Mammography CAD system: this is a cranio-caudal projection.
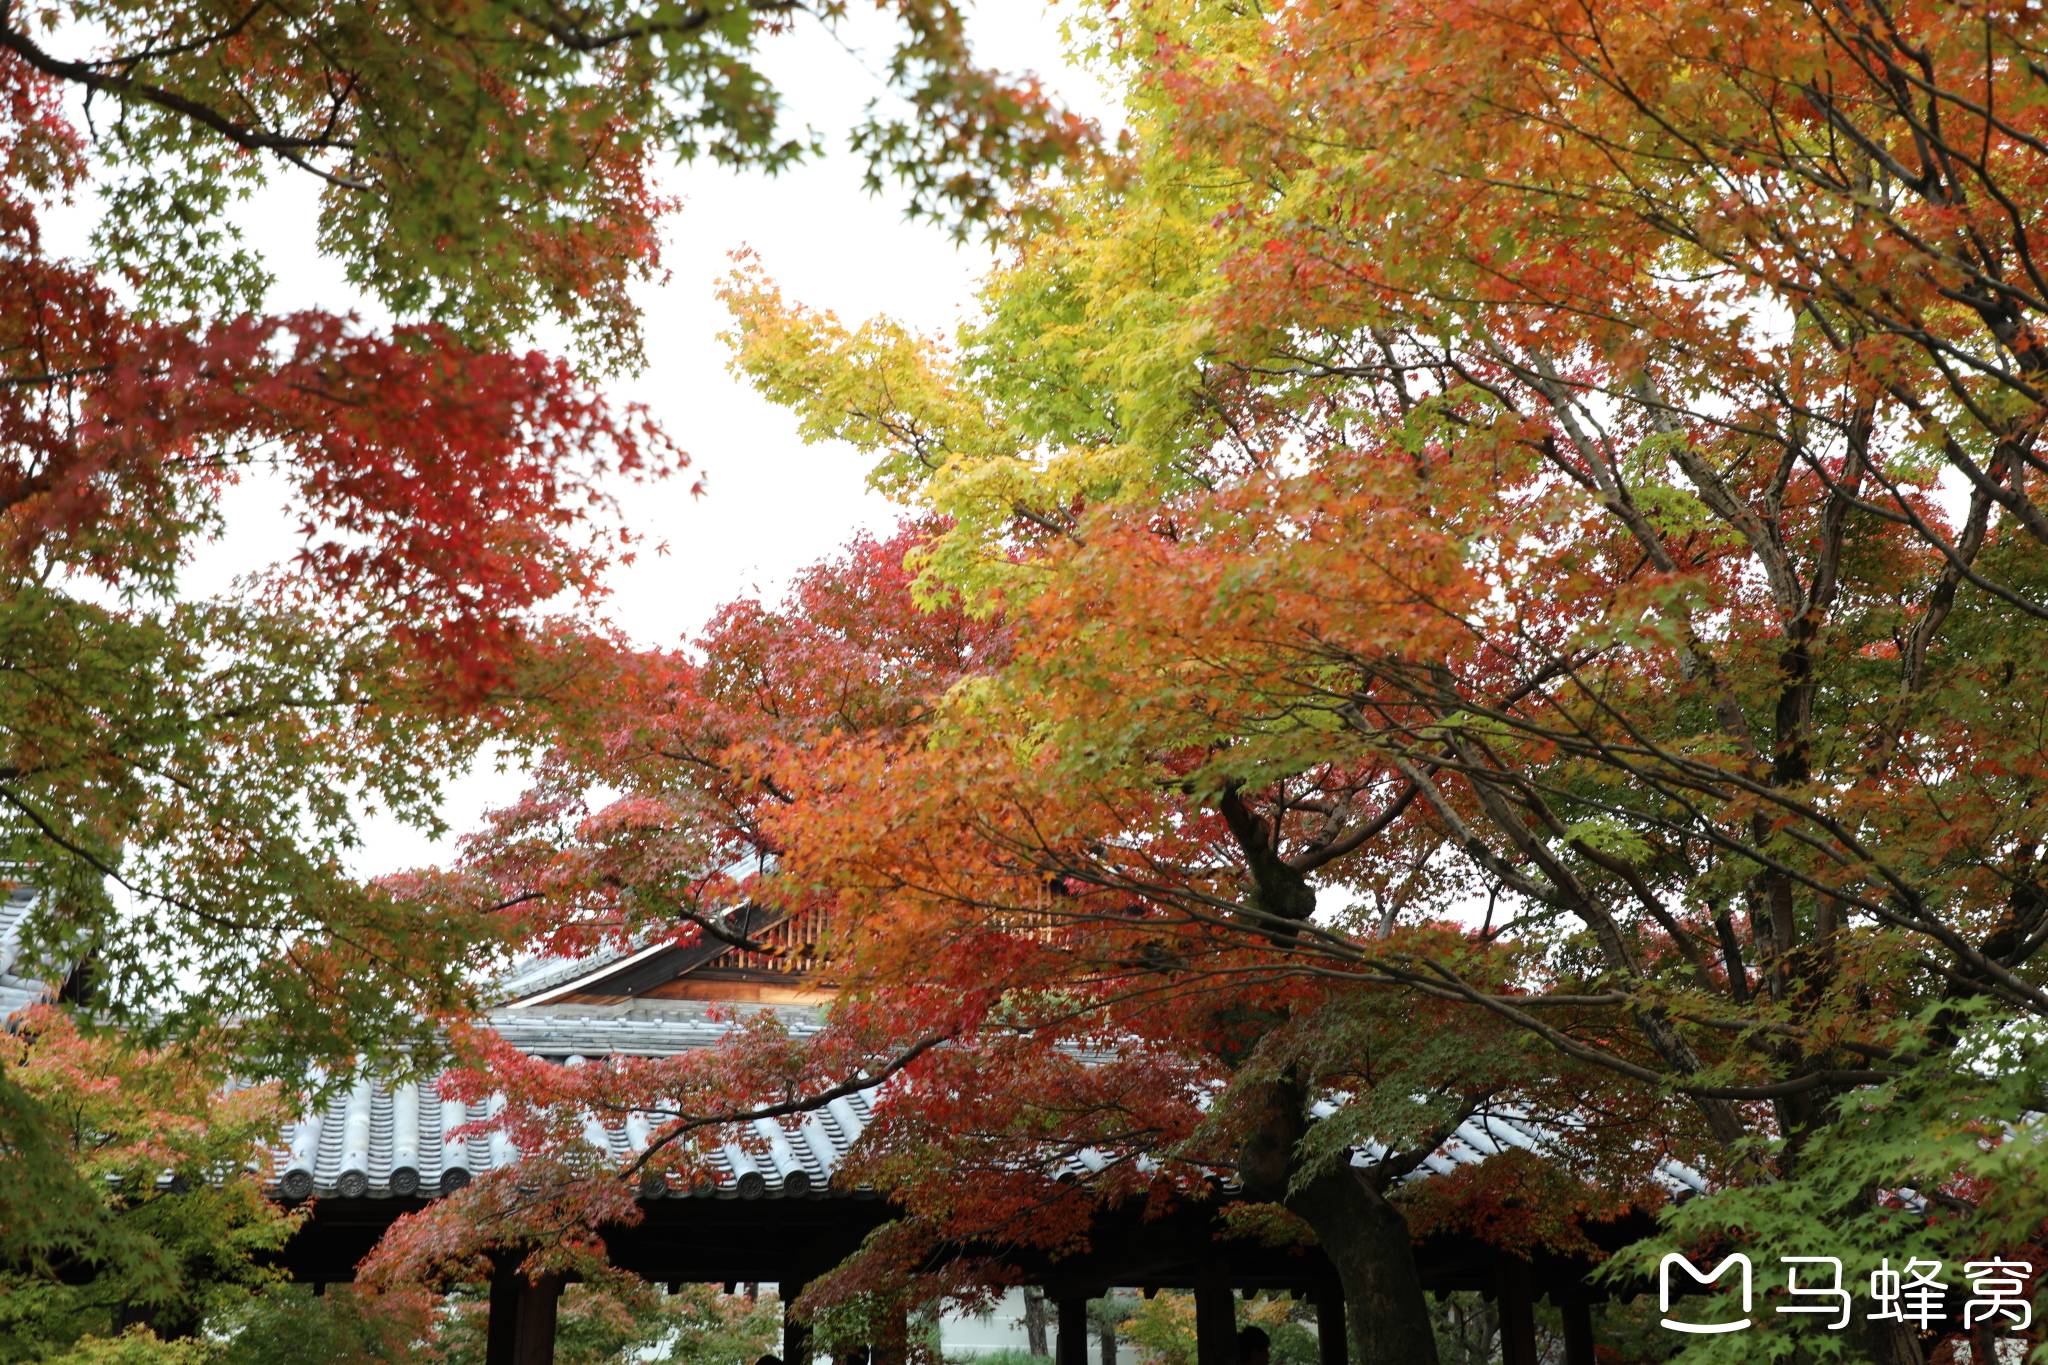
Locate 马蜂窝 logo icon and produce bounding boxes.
[1661,1254,1752,1334]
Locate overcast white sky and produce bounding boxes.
[53,4,1117,876]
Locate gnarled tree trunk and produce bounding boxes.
[1238,1080,1439,1365]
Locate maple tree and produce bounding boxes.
[0,0,1097,1080]
[0,1005,297,1362]
[0,0,1094,365]
[0,0,1097,1038]
[0,35,679,1081]
[346,3,2048,1364]
[710,1,2048,1360]
[367,525,1670,1365]
[2,0,1098,1324]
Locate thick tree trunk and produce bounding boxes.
[1239,1082,1439,1365]
[1285,1163,1439,1365]
[1023,1286,1051,1358]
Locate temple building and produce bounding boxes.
[272,908,1666,1365]
[2,894,1661,1365]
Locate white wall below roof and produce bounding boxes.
[937,1288,1039,1359]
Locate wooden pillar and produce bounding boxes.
[1056,1297,1089,1365]
[513,1273,565,1365]
[1314,1291,1348,1365]
[1496,1260,1537,1365]
[1194,1255,1237,1365]
[780,1281,812,1365]
[1098,1296,1118,1365]
[1559,1300,1594,1365]
[486,1261,565,1365]
[486,1258,522,1365]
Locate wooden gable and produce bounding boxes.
[507,905,833,1008]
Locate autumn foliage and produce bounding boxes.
[413,2,2048,1364]
[13,1,2048,1364]
[4,0,1096,1338]
[0,1005,297,1356]
[0,46,695,1077]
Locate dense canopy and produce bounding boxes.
[426,2,2048,1362]
[8,2,2048,1364]
[1,2,1088,1356]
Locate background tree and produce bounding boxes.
[2,0,1096,1322]
[1119,1291,1318,1365]
[211,1284,436,1365]
[199,1267,778,1365]
[0,1005,297,1363]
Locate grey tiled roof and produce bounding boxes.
[0,885,54,1021]
[273,1000,857,1201]
[493,1000,822,1057]
[10,884,1697,1207]
[1338,1102,1709,1196]
[275,1012,1708,1204]
[490,943,649,1005]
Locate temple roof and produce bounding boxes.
[493,905,830,1009]
[2,889,1708,1208]
[271,996,1710,1204]
[1,884,55,1020]
[273,998,863,1203]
